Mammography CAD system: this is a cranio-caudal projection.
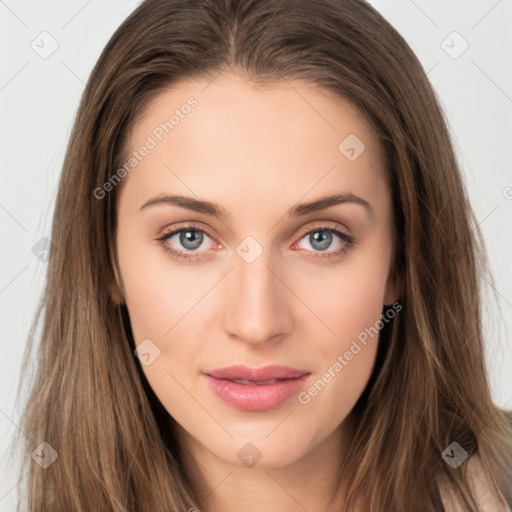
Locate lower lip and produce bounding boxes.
[205,374,309,411]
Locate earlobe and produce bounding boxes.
[384,269,402,306]
[108,243,125,305]
[108,277,124,305]
[108,256,125,305]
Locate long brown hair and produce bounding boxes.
[16,0,512,510]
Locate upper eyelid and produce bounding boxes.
[159,222,215,242]
[158,220,213,236]
[296,222,349,238]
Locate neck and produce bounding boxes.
[178,422,360,512]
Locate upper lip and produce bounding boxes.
[206,365,309,381]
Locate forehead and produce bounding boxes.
[120,72,389,216]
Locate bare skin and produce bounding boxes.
[111,71,398,512]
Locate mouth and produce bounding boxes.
[228,378,283,386]
[204,365,310,411]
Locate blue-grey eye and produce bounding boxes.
[309,230,333,251]
[179,230,204,250]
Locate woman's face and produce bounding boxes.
[113,72,397,469]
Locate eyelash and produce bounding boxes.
[155,222,356,262]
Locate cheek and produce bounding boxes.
[118,255,205,422]
[297,270,384,386]
[292,240,392,352]
[290,241,391,421]
[116,233,214,403]
[116,227,208,343]
[293,293,383,441]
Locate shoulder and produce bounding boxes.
[439,450,510,512]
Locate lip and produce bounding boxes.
[205,365,310,411]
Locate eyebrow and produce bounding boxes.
[139,192,373,219]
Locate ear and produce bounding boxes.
[108,243,125,305]
[108,276,125,305]
[383,266,402,306]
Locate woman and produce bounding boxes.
[17,0,512,510]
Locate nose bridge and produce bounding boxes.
[223,244,290,344]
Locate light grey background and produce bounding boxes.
[1,1,511,509]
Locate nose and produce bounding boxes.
[222,250,292,346]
